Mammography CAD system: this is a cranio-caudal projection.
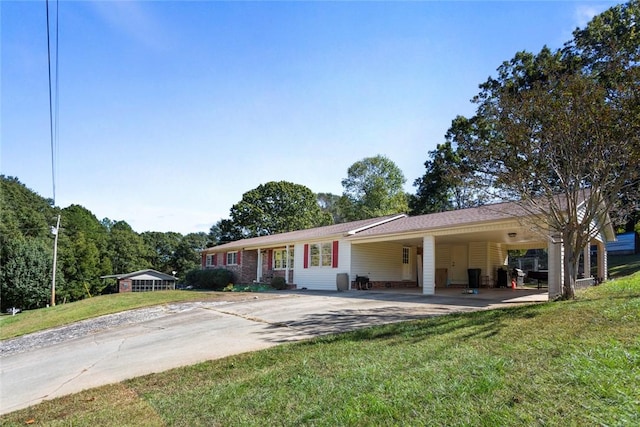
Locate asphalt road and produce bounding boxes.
[0,288,546,415]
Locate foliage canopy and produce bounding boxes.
[447,1,640,298]
[340,155,408,221]
[210,181,333,243]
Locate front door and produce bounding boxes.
[450,245,468,285]
[402,247,412,280]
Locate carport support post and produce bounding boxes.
[257,248,263,282]
[596,241,607,282]
[285,244,290,284]
[548,233,564,299]
[422,235,436,295]
[583,245,591,278]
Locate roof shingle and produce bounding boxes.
[203,214,406,252]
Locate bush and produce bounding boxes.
[185,269,234,290]
[271,276,287,290]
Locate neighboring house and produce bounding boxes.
[202,197,614,299]
[101,269,177,293]
[606,232,638,255]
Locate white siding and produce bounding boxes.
[435,245,450,269]
[437,242,507,287]
[294,241,351,291]
[351,242,404,281]
[469,242,492,286]
[487,242,507,284]
[468,242,485,269]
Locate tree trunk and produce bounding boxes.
[563,257,577,299]
[562,233,580,300]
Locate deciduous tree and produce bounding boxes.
[1,239,55,310]
[317,192,345,223]
[57,205,112,300]
[340,155,408,221]
[106,221,150,274]
[209,219,244,245]
[216,181,333,241]
[142,231,182,273]
[172,232,209,280]
[0,176,57,310]
[450,1,639,299]
[410,140,487,215]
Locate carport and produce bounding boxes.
[346,203,612,299]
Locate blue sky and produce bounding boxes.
[2,1,618,234]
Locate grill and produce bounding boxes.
[355,275,371,290]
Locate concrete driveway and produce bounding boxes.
[0,288,546,415]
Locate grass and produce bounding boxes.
[0,290,266,340]
[223,283,275,292]
[2,272,639,426]
[608,253,640,279]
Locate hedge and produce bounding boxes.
[185,268,234,290]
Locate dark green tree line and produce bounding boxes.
[1,176,57,310]
[1,176,213,310]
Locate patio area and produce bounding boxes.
[350,285,549,303]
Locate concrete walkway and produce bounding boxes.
[0,288,547,415]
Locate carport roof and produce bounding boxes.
[349,200,530,240]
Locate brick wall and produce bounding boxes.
[240,250,258,283]
[211,250,259,284]
[351,280,418,290]
[119,279,132,293]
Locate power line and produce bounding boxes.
[46,0,58,204]
[46,0,60,306]
[55,0,60,192]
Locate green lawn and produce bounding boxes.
[608,252,640,279]
[2,272,638,426]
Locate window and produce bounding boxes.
[273,248,294,270]
[227,251,238,265]
[206,254,213,267]
[402,247,410,264]
[309,242,333,267]
[132,279,153,292]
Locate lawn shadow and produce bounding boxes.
[259,297,547,345]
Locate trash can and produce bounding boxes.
[336,273,349,291]
[467,268,481,288]
[512,268,525,286]
[497,267,508,288]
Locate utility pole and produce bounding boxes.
[51,214,60,306]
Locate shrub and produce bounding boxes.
[185,269,234,290]
[271,276,287,290]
